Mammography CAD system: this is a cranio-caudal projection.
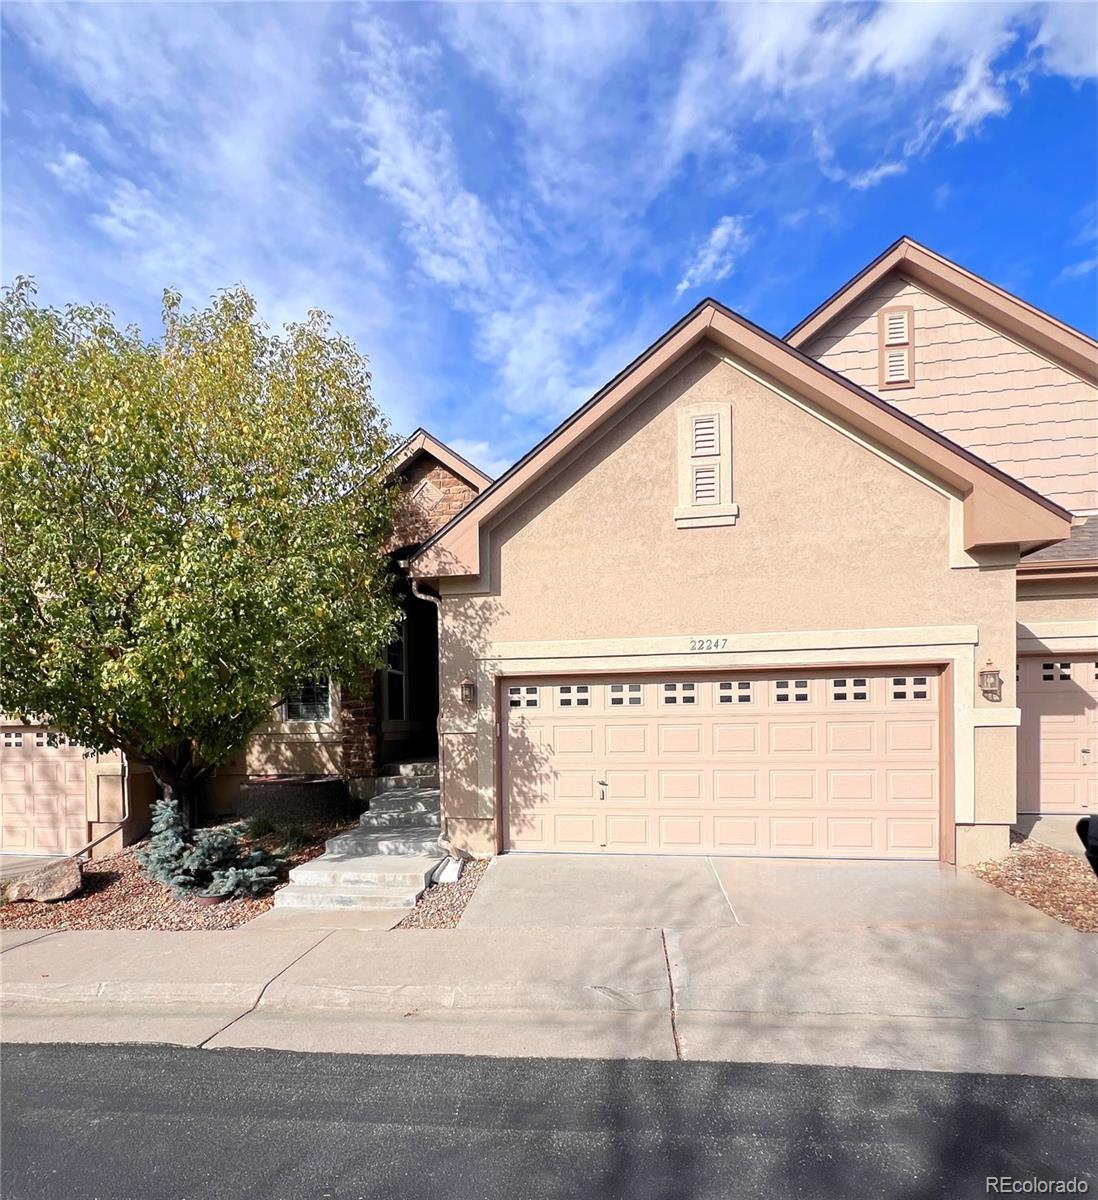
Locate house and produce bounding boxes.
[1,237,1093,867]
[409,238,1094,866]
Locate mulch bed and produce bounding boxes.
[968,833,1098,932]
[0,820,352,932]
[395,858,489,930]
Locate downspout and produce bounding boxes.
[408,575,467,868]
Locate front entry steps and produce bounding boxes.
[274,768,445,911]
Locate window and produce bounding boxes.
[556,684,590,708]
[609,683,643,706]
[1041,662,1071,682]
[879,306,913,388]
[662,681,697,705]
[3,730,23,748]
[891,676,929,701]
[285,676,331,721]
[832,677,868,702]
[508,686,539,709]
[718,681,752,704]
[676,405,739,528]
[383,622,408,721]
[775,679,809,703]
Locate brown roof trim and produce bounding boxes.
[387,427,493,493]
[1017,557,1098,581]
[785,237,1098,383]
[410,298,1071,578]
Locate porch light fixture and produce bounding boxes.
[460,676,476,706]
[978,660,1003,702]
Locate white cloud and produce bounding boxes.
[675,216,752,298]
[446,439,514,480]
[1059,257,1097,280]
[46,149,93,193]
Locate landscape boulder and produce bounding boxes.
[5,857,83,903]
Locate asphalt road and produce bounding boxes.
[2,1043,1095,1200]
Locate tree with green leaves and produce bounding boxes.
[0,279,400,826]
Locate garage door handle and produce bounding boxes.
[596,779,607,787]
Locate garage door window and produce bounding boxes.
[1041,662,1071,682]
[831,677,869,702]
[609,683,643,706]
[662,682,697,705]
[718,680,753,704]
[775,679,809,702]
[508,686,539,709]
[556,685,590,708]
[3,730,23,748]
[892,676,929,701]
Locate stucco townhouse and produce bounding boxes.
[2,237,1095,868]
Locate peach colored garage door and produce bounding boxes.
[503,668,941,858]
[0,727,89,854]
[1018,656,1097,815]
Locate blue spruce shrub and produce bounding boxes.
[137,797,281,897]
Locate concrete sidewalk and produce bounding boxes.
[2,924,1095,1076]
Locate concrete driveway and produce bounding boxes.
[459,853,1068,931]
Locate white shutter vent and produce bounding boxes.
[693,464,719,505]
[884,311,909,345]
[884,348,910,384]
[692,414,719,455]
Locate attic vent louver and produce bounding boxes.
[692,414,719,455]
[693,464,719,505]
[884,349,911,384]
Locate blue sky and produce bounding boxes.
[3,2,1096,477]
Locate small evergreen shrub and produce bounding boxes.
[138,797,281,897]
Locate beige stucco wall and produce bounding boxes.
[802,273,1098,514]
[1016,578,1098,626]
[433,347,1022,864]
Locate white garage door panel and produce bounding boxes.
[504,669,941,859]
[1018,656,1097,814]
[0,728,89,854]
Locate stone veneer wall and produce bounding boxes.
[341,454,480,789]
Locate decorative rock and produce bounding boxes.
[5,857,83,903]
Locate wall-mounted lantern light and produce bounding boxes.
[978,660,1003,702]
[460,676,476,706]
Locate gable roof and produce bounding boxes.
[410,298,1072,580]
[387,427,493,494]
[785,236,1098,383]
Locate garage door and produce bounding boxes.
[503,668,941,858]
[1018,656,1097,814]
[0,726,89,854]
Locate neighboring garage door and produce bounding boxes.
[0,726,89,854]
[503,668,941,859]
[1018,656,1097,815]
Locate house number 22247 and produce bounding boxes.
[689,638,728,651]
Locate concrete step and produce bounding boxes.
[288,855,439,890]
[374,774,440,791]
[365,787,440,815]
[325,827,442,857]
[274,884,422,910]
[359,808,440,830]
[380,760,439,779]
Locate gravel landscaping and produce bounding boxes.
[395,858,489,929]
[969,833,1098,932]
[0,820,353,932]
